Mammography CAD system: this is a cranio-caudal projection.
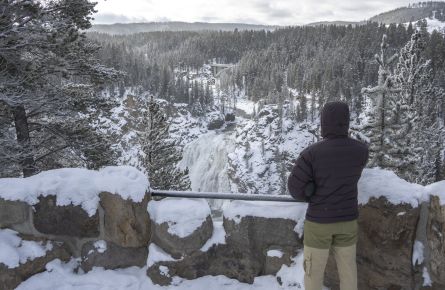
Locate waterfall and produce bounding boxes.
[179,131,235,213]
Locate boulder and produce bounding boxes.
[427,195,445,286]
[33,195,99,237]
[0,199,29,228]
[207,119,224,130]
[0,237,70,290]
[80,240,148,272]
[223,215,303,258]
[100,192,150,248]
[147,244,263,285]
[151,216,213,258]
[324,197,420,290]
[225,113,235,122]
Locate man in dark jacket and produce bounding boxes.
[288,101,368,290]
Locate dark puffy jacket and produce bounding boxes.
[288,101,368,223]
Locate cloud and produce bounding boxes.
[93,0,414,26]
[92,13,149,24]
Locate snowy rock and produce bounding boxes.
[148,198,213,258]
[223,201,305,255]
[0,166,149,217]
[426,195,445,286]
[206,116,225,130]
[80,240,148,272]
[0,199,29,228]
[147,243,263,285]
[100,192,150,247]
[0,233,70,290]
[264,247,294,275]
[325,196,420,290]
[33,195,100,237]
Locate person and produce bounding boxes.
[288,101,368,290]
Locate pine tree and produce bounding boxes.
[0,0,122,177]
[362,34,400,167]
[141,97,190,190]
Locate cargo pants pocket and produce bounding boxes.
[303,252,312,276]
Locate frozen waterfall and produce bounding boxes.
[179,131,235,213]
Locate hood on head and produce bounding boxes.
[320,101,350,138]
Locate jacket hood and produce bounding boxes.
[320,101,350,138]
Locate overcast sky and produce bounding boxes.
[93,0,414,26]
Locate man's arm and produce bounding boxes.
[288,149,313,202]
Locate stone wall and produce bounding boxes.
[0,192,150,290]
[1,193,445,290]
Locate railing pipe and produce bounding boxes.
[150,189,302,203]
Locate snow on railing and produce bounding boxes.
[150,189,300,202]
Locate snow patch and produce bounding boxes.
[0,229,53,269]
[147,244,178,267]
[147,198,211,238]
[425,181,445,205]
[200,221,226,251]
[267,249,283,258]
[412,240,425,266]
[423,266,432,287]
[358,168,424,207]
[0,166,149,216]
[94,240,107,254]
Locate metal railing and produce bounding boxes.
[150,189,301,203]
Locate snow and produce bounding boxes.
[412,240,425,266]
[423,266,432,287]
[425,181,445,205]
[15,251,318,290]
[94,240,107,254]
[236,98,258,115]
[147,244,178,267]
[200,221,226,251]
[425,17,445,34]
[358,168,424,207]
[0,229,53,269]
[159,266,170,277]
[267,249,284,258]
[147,198,211,238]
[0,166,149,216]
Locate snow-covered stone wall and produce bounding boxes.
[1,167,445,290]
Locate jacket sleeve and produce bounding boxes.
[288,149,313,202]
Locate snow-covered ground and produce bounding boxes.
[14,254,319,290]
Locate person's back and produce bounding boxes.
[288,101,368,290]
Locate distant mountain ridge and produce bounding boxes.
[89,21,277,35]
[90,2,445,34]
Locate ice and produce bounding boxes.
[0,166,149,216]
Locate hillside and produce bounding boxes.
[369,2,445,24]
[89,21,277,35]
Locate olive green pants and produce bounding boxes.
[303,220,358,290]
